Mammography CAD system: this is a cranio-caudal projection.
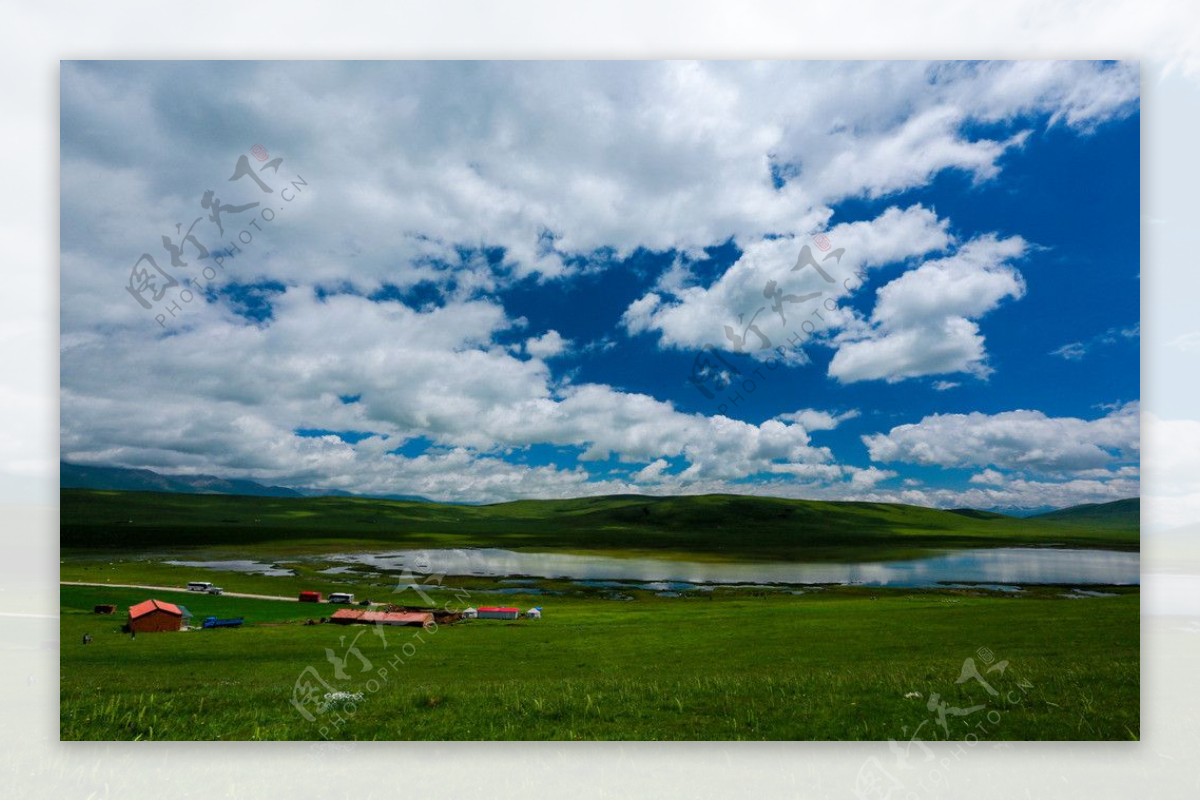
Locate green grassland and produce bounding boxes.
[61,490,1140,561]
[60,555,584,601]
[60,584,1139,741]
[60,489,1140,741]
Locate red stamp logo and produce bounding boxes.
[251,144,269,162]
[813,233,832,252]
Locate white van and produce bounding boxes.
[328,592,355,604]
[187,581,213,592]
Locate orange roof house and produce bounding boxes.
[127,599,184,633]
[329,608,433,627]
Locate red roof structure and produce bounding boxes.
[129,599,182,619]
[329,608,432,627]
[127,599,184,633]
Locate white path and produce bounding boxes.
[60,581,299,602]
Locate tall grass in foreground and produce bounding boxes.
[61,588,1139,741]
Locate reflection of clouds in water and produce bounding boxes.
[1062,589,1118,598]
[164,559,295,577]
[327,548,1139,587]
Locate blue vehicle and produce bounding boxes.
[201,616,244,629]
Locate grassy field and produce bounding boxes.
[60,583,1139,741]
[61,490,1140,561]
[60,489,1139,741]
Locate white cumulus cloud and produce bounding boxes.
[828,234,1028,383]
[863,402,1139,474]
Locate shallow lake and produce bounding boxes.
[164,559,295,577]
[326,547,1139,588]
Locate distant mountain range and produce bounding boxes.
[60,461,1137,522]
[59,462,435,504]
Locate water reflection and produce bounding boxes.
[327,547,1139,587]
[164,559,295,577]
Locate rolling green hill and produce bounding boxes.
[60,489,1140,560]
[1029,498,1140,528]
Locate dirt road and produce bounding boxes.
[60,581,299,602]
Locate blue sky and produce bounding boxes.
[59,61,1139,509]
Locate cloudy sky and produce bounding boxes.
[59,60,1139,509]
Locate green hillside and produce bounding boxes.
[1029,498,1140,529]
[61,489,1140,560]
